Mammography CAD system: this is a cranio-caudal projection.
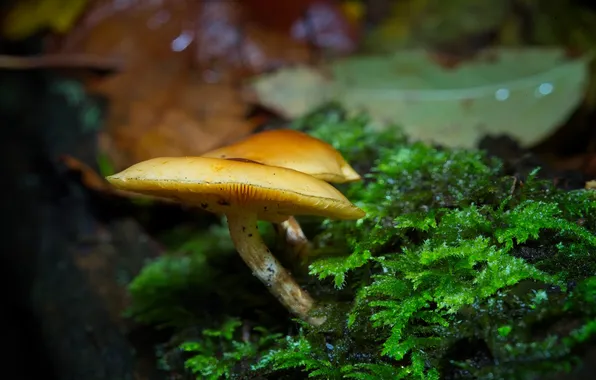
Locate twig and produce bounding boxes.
[0,53,124,72]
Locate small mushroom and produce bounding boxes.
[106,156,365,325]
[202,129,362,259]
[202,129,361,183]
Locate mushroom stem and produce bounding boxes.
[226,212,325,326]
[274,216,312,261]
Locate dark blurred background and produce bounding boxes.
[2,1,596,379]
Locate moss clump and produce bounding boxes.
[126,104,596,379]
[125,223,236,329]
[178,317,282,379]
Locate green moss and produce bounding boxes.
[126,222,235,328]
[127,219,281,326]
[125,104,596,379]
[97,152,115,177]
[178,317,283,379]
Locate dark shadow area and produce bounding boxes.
[0,35,169,379]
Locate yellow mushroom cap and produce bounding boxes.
[202,129,361,183]
[106,156,365,223]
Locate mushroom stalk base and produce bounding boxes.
[226,213,325,326]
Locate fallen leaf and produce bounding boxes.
[243,0,359,54]
[89,58,260,170]
[243,0,326,32]
[50,0,335,171]
[60,154,113,193]
[2,0,89,40]
[247,65,332,118]
[250,47,591,149]
[60,154,174,204]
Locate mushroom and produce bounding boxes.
[106,156,365,325]
[202,129,361,183]
[202,129,362,259]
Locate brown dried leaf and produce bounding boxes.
[88,56,258,169]
[60,154,112,193]
[50,0,317,171]
[60,154,174,203]
[48,1,358,171]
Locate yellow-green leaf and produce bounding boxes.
[3,0,88,40]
